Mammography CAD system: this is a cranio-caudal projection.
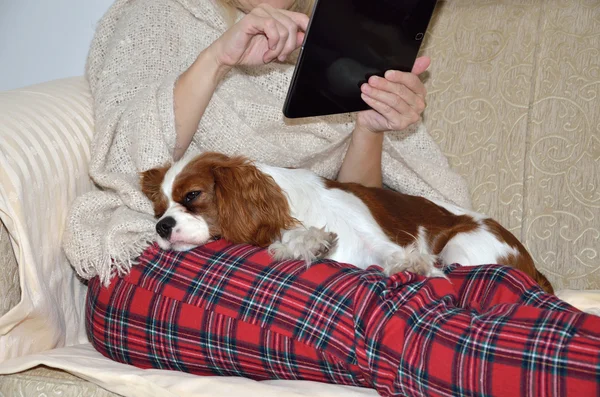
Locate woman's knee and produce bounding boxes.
[445,264,542,309]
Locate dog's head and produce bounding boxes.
[140,152,296,251]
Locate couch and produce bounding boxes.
[1,0,599,396]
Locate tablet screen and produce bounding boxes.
[283,0,438,119]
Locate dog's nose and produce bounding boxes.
[156,216,176,239]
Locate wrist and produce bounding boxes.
[186,46,232,87]
[352,124,384,142]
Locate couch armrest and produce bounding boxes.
[0,77,95,360]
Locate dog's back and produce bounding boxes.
[325,180,554,294]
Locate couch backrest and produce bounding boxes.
[421,0,600,290]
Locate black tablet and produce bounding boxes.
[283,0,438,119]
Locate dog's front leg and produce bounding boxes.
[368,235,444,278]
[268,226,338,265]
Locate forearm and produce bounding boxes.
[173,47,231,160]
[337,126,384,187]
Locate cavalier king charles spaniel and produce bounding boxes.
[140,152,553,293]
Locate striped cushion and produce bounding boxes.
[0,77,95,359]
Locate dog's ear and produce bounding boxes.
[140,165,170,217]
[209,156,296,247]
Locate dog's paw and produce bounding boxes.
[268,242,294,261]
[306,227,338,260]
[268,227,338,264]
[384,245,441,278]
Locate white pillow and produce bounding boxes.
[0,77,95,360]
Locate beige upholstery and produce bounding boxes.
[0,367,115,397]
[0,222,19,317]
[422,0,599,290]
[0,0,598,395]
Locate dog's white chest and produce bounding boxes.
[260,165,390,269]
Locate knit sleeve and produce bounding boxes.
[85,0,214,181]
[62,0,223,282]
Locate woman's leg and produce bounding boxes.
[86,240,600,396]
[86,241,368,386]
[393,264,599,395]
[444,263,577,312]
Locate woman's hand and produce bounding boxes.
[356,56,430,133]
[209,4,309,68]
[172,4,308,160]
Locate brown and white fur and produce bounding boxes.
[140,152,553,294]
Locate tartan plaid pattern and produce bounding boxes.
[86,240,600,396]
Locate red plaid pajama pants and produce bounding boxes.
[86,240,600,396]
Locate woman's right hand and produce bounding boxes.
[209,4,309,68]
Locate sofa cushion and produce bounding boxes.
[421,0,600,290]
[0,366,118,397]
[0,220,20,317]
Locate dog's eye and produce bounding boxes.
[184,190,202,204]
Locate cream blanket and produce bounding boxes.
[63,0,472,285]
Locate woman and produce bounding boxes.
[64,0,470,285]
[68,0,600,396]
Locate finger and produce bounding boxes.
[360,93,420,131]
[258,4,309,33]
[248,8,288,58]
[256,5,299,62]
[383,70,427,97]
[279,9,310,32]
[411,56,431,75]
[262,19,288,62]
[268,12,300,61]
[272,20,290,57]
[296,31,305,47]
[366,76,426,112]
[248,14,280,52]
[361,83,413,116]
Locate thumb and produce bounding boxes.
[412,56,431,75]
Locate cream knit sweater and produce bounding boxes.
[63,0,472,285]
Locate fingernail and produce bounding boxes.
[361,83,370,92]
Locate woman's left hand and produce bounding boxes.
[356,56,430,133]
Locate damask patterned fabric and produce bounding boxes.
[422,0,600,290]
[0,222,19,317]
[0,367,116,397]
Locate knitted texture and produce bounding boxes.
[63,0,472,285]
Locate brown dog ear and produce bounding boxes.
[140,165,170,217]
[209,156,297,247]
